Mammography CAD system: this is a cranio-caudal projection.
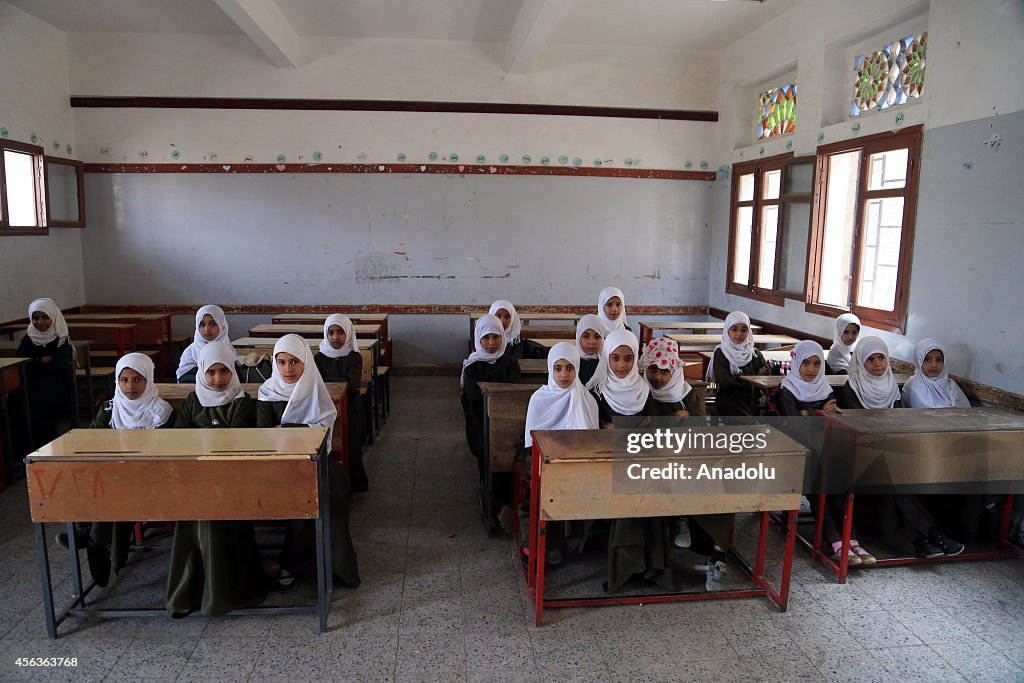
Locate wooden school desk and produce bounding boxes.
[269,314,391,365]
[479,382,541,535]
[65,314,171,377]
[0,339,91,429]
[666,333,800,349]
[638,322,763,346]
[26,427,335,638]
[517,359,548,382]
[526,428,808,625]
[156,382,350,469]
[738,374,912,415]
[0,357,32,487]
[811,407,1024,583]
[697,349,795,378]
[469,312,580,346]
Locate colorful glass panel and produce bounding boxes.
[852,32,927,117]
[758,82,797,141]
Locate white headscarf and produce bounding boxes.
[902,339,970,409]
[194,340,244,408]
[488,300,522,346]
[712,311,756,376]
[588,329,650,415]
[846,336,901,409]
[524,342,600,447]
[110,353,173,429]
[26,298,71,347]
[461,314,507,388]
[597,287,628,336]
[640,337,692,403]
[176,305,236,380]
[575,314,604,361]
[319,314,358,359]
[780,340,833,404]
[259,334,338,439]
[826,313,861,372]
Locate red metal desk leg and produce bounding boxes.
[527,443,541,590]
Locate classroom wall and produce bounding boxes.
[0,2,85,323]
[83,172,713,363]
[708,0,1024,394]
[68,34,720,170]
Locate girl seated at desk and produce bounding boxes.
[825,313,861,375]
[596,286,630,335]
[258,334,361,588]
[175,305,235,383]
[87,353,175,587]
[489,300,547,360]
[166,341,270,617]
[574,314,604,385]
[709,311,769,417]
[461,314,521,529]
[835,337,964,559]
[17,298,76,444]
[520,342,600,564]
[314,313,368,493]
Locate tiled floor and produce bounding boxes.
[1,376,1023,681]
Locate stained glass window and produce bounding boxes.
[758,82,796,141]
[851,32,926,117]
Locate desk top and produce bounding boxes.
[699,350,794,363]
[739,374,912,389]
[249,323,381,335]
[271,313,388,322]
[641,322,763,332]
[470,312,581,321]
[25,427,327,462]
[0,357,29,370]
[479,381,543,395]
[533,427,806,463]
[518,359,548,375]
[825,407,1024,435]
[232,337,377,351]
[155,382,346,404]
[65,313,168,321]
[65,322,136,330]
[666,333,799,346]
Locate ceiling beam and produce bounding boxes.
[504,0,571,74]
[213,0,299,68]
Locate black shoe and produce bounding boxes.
[914,534,944,558]
[928,528,965,557]
[55,529,94,550]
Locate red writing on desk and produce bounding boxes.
[32,468,105,499]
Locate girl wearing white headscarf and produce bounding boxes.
[597,286,629,336]
[489,300,548,360]
[901,339,970,408]
[588,329,654,424]
[836,336,901,410]
[640,337,702,417]
[461,314,521,477]
[779,340,836,416]
[825,313,861,374]
[17,298,77,442]
[87,353,175,587]
[314,314,368,492]
[176,304,237,383]
[575,314,605,385]
[709,311,769,416]
[257,334,361,588]
[168,340,267,617]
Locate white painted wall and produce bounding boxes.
[0,2,85,322]
[68,34,720,169]
[708,0,1024,393]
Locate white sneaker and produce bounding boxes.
[799,496,812,514]
[674,517,692,548]
[705,558,727,591]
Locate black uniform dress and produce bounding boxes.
[578,357,600,386]
[16,336,74,443]
[86,402,176,587]
[165,393,269,617]
[313,352,368,492]
[461,354,521,477]
[505,339,550,361]
[594,392,680,593]
[712,348,768,417]
[256,400,361,587]
[823,363,848,376]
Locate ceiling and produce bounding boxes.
[7,0,801,51]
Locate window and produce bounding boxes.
[807,126,922,333]
[758,81,797,141]
[851,32,927,117]
[727,153,814,305]
[1,140,46,235]
[44,157,86,228]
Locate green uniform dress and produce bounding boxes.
[650,390,705,417]
[313,352,368,492]
[86,402,176,587]
[256,400,361,587]
[595,393,680,593]
[712,348,768,417]
[165,392,269,617]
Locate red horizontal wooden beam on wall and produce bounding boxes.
[82,162,716,181]
[70,96,718,123]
